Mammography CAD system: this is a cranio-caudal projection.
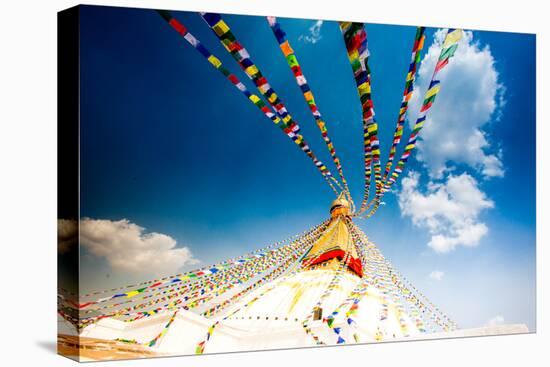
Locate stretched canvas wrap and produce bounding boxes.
[58,4,536,362]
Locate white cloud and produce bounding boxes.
[408,29,505,179]
[58,219,78,254]
[429,270,444,280]
[80,218,198,276]
[486,315,505,326]
[398,171,494,253]
[299,20,323,44]
[428,223,489,253]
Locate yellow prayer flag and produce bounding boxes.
[358,82,370,95]
[207,55,222,69]
[249,95,261,104]
[425,85,441,99]
[245,65,259,77]
[213,20,230,36]
[443,29,463,48]
[339,22,352,32]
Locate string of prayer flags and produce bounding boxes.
[194,246,313,354]
[155,10,341,195]
[266,16,352,202]
[198,12,343,194]
[345,221,444,335]
[383,29,463,194]
[361,29,461,219]
[381,27,426,186]
[74,205,327,303]
[147,311,178,347]
[78,238,297,307]
[201,233,315,318]
[339,22,383,213]
[66,222,330,330]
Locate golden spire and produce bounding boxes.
[330,192,351,218]
[299,194,362,277]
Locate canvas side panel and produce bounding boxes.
[57,5,81,362]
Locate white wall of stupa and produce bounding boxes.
[81,268,424,354]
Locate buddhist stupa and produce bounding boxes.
[59,195,528,360]
[198,194,423,352]
[71,196,440,356]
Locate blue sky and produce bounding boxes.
[77,5,536,330]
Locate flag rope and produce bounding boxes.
[358,28,464,219]
[381,27,426,186]
[155,10,341,195]
[198,12,344,195]
[266,16,354,208]
[339,22,382,214]
[381,28,463,195]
